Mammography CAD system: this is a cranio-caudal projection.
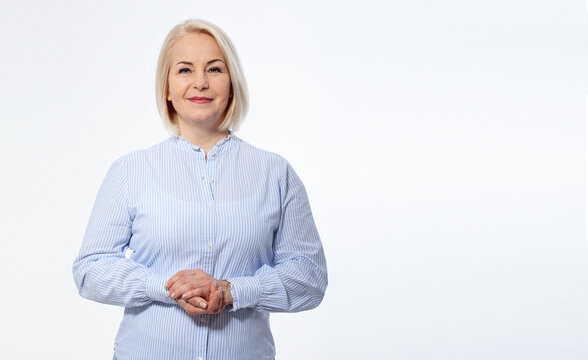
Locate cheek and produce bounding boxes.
[167,79,177,97]
[168,77,186,97]
[220,80,232,99]
[166,82,174,100]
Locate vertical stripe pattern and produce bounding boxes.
[72,135,328,360]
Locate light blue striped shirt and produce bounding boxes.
[72,134,327,360]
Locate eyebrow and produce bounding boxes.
[175,59,225,66]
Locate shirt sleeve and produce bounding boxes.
[72,158,176,307]
[227,161,328,312]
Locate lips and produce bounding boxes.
[189,96,213,104]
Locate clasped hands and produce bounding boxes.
[164,269,233,316]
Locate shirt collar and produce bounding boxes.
[173,131,236,157]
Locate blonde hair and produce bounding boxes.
[155,19,249,133]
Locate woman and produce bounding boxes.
[72,19,327,360]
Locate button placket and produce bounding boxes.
[201,152,217,280]
[193,152,216,281]
[205,155,216,259]
[200,153,214,360]
[190,152,210,360]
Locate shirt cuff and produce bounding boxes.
[226,276,262,310]
[146,274,176,305]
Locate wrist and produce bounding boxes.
[219,280,233,305]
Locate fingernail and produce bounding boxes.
[170,292,176,298]
[164,282,168,288]
[182,293,187,299]
[199,302,207,309]
[167,291,171,297]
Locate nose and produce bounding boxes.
[192,71,209,90]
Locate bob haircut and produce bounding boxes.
[155,19,249,133]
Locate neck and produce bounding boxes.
[177,122,229,153]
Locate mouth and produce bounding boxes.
[189,96,213,104]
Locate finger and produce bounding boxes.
[207,288,223,313]
[167,275,207,296]
[205,280,224,312]
[169,281,199,299]
[165,270,188,289]
[215,288,225,312]
[165,269,211,290]
[186,296,208,310]
[177,298,207,316]
[166,277,190,297]
[169,278,214,298]
[215,288,224,309]
[181,288,208,300]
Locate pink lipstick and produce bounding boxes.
[189,96,213,104]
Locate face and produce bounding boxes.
[167,33,232,130]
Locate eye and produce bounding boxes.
[207,67,222,74]
[178,67,191,74]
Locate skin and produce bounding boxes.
[165,270,232,315]
[163,32,234,314]
[167,32,233,154]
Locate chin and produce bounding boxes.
[178,116,223,129]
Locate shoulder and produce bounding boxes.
[233,136,303,189]
[233,136,290,170]
[109,137,175,173]
[115,137,174,161]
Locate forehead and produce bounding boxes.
[169,33,225,62]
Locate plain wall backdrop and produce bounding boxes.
[0,0,587,359]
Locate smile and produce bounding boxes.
[188,97,213,104]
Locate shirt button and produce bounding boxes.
[198,357,203,360]
[209,151,215,156]
[207,204,212,208]
[207,243,212,249]
[208,178,214,183]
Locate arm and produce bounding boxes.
[227,162,328,313]
[72,159,175,307]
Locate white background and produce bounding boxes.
[0,0,586,359]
